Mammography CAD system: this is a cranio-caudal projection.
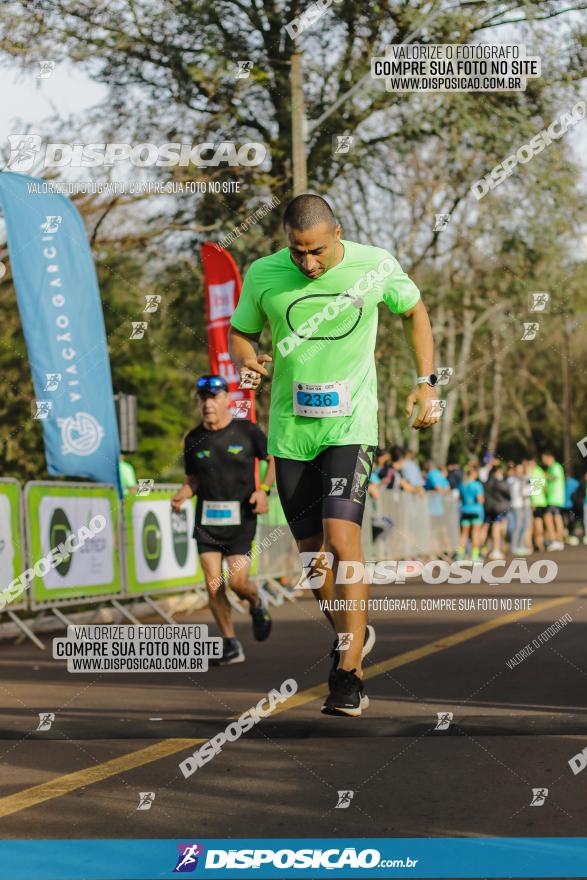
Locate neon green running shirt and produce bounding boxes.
[546,461,565,507]
[530,465,548,508]
[230,240,421,460]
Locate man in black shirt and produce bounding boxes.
[172,374,276,664]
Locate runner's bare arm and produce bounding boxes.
[228,326,272,389]
[400,299,438,431]
[263,454,276,489]
[171,474,198,512]
[250,457,275,514]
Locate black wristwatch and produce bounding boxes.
[416,374,438,387]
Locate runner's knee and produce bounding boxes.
[206,575,226,598]
[324,531,361,561]
[228,571,250,593]
[296,533,323,554]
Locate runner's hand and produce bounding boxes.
[239,354,272,390]
[249,489,269,515]
[406,384,441,430]
[171,486,191,512]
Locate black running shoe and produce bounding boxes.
[250,594,272,642]
[210,637,245,666]
[322,668,369,717]
[329,624,375,689]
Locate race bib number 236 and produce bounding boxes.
[292,380,351,418]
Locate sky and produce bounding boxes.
[1,62,106,144]
[2,52,584,154]
[1,55,584,203]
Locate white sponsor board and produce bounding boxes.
[131,499,198,585]
[0,494,16,591]
[38,496,114,589]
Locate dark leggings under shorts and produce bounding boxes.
[274,444,376,540]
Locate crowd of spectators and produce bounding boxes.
[368,447,586,560]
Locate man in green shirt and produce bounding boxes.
[542,451,565,550]
[525,456,548,553]
[228,194,438,717]
[118,455,138,496]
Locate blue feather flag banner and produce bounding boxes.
[0,172,121,491]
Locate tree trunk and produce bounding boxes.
[487,324,504,453]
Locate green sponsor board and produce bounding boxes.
[125,489,204,595]
[0,479,25,609]
[25,483,121,606]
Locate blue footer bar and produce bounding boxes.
[2,838,587,879]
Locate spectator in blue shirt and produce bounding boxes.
[424,461,451,517]
[458,464,485,560]
[563,474,581,545]
[401,450,424,489]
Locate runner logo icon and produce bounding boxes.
[530,788,548,806]
[36,712,55,731]
[173,843,204,872]
[298,552,334,589]
[335,790,354,808]
[136,792,155,810]
[434,711,453,731]
[337,632,353,651]
[528,292,550,312]
[521,322,539,341]
[232,399,252,419]
[329,477,347,495]
[44,372,62,391]
[7,134,42,171]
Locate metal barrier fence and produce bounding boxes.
[255,489,460,575]
[1,480,461,645]
[365,490,460,562]
[255,494,298,580]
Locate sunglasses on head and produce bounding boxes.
[196,375,228,394]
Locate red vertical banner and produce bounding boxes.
[200,243,256,423]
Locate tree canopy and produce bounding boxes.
[1,0,586,481]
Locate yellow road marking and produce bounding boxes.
[0,738,205,819]
[363,593,579,681]
[1,589,583,817]
[271,592,582,715]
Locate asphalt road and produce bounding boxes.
[1,547,586,858]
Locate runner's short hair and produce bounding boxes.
[283,194,336,231]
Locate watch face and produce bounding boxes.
[429,374,438,386]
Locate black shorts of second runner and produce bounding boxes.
[532,506,547,519]
[274,444,376,540]
[195,517,257,556]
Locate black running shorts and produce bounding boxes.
[274,444,376,540]
[195,516,257,557]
